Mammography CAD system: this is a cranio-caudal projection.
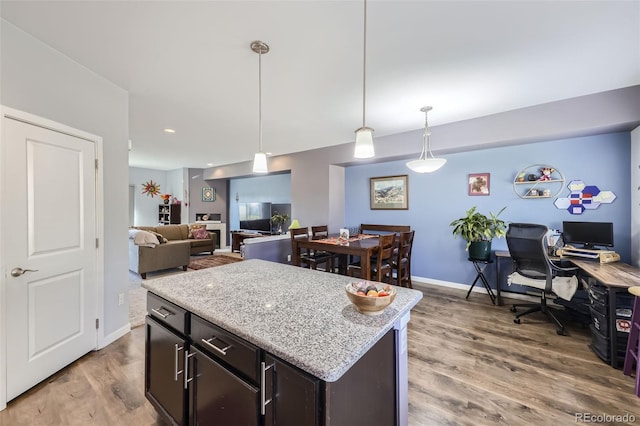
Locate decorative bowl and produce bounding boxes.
[345,282,397,315]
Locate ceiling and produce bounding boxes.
[1,1,639,171]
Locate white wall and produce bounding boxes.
[129,167,167,225]
[0,20,130,342]
[631,126,640,268]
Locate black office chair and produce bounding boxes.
[506,223,578,335]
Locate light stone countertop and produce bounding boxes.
[142,259,423,382]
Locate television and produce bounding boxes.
[239,202,272,233]
[562,221,614,250]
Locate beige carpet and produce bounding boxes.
[128,253,243,328]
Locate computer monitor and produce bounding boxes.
[562,221,614,250]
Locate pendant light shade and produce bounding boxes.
[354,0,375,159]
[406,106,447,173]
[354,126,375,158]
[251,40,269,174]
[252,152,268,174]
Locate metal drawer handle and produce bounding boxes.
[261,361,274,415]
[184,350,195,390]
[201,336,232,356]
[174,344,184,381]
[151,306,173,318]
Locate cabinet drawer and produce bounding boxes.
[147,292,188,335]
[191,314,260,384]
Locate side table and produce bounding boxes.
[466,258,496,305]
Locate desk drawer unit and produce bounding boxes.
[586,281,633,366]
[590,325,629,364]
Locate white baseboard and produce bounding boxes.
[410,275,538,303]
[99,323,131,349]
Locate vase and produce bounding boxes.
[277,225,283,235]
[163,199,169,204]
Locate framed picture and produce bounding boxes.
[468,173,490,196]
[370,175,409,210]
[202,187,216,202]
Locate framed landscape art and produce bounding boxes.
[370,175,409,210]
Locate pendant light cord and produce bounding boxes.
[362,0,367,128]
[423,111,430,159]
[258,49,263,153]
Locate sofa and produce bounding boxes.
[129,224,217,278]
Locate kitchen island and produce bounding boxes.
[142,259,422,425]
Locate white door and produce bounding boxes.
[3,115,98,401]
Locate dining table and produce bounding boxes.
[292,234,380,280]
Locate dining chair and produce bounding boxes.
[311,225,339,273]
[290,227,333,271]
[347,233,396,283]
[393,230,415,288]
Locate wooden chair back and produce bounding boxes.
[311,225,329,239]
[373,233,397,283]
[395,230,415,288]
[360,224,410,235]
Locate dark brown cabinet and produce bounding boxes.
[145,316,188,425]
[263,354,319,426]
[145,294,319,426]
[145,292,398,426]
[159,204,181,225]
[189,346,260,425]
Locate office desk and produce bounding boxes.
[293,235,379,280]
[495,251,640,368]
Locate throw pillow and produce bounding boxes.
[192,228,210,240]
[188,223,206,238]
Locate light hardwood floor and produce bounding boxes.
[1,283,638,425]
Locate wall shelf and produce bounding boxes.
[513,164,564,199]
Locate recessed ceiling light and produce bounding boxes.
[164,128,176,133]
[206,163,213,167]
[266,152,272,156]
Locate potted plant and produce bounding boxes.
[449,206,507,260]
[270,211,290,234]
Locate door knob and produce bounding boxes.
[10,267,38,277]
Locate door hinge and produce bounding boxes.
[95,318,99,329]
[95,159,98,169]
[96,238,99,248]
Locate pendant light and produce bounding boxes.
[354,0,374,159]
[406,106,447,173]
[251,41,269,174]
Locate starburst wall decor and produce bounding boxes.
[141,180,161,197]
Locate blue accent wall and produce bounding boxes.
[229,173,292,231]
[345,132,631,287]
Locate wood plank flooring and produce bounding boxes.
[1,283,638,425]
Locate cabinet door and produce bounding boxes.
[264,354,319,426]
[190,346,260,426]
[146,316,188,425]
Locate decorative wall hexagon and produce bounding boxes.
[554,180,616,215]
